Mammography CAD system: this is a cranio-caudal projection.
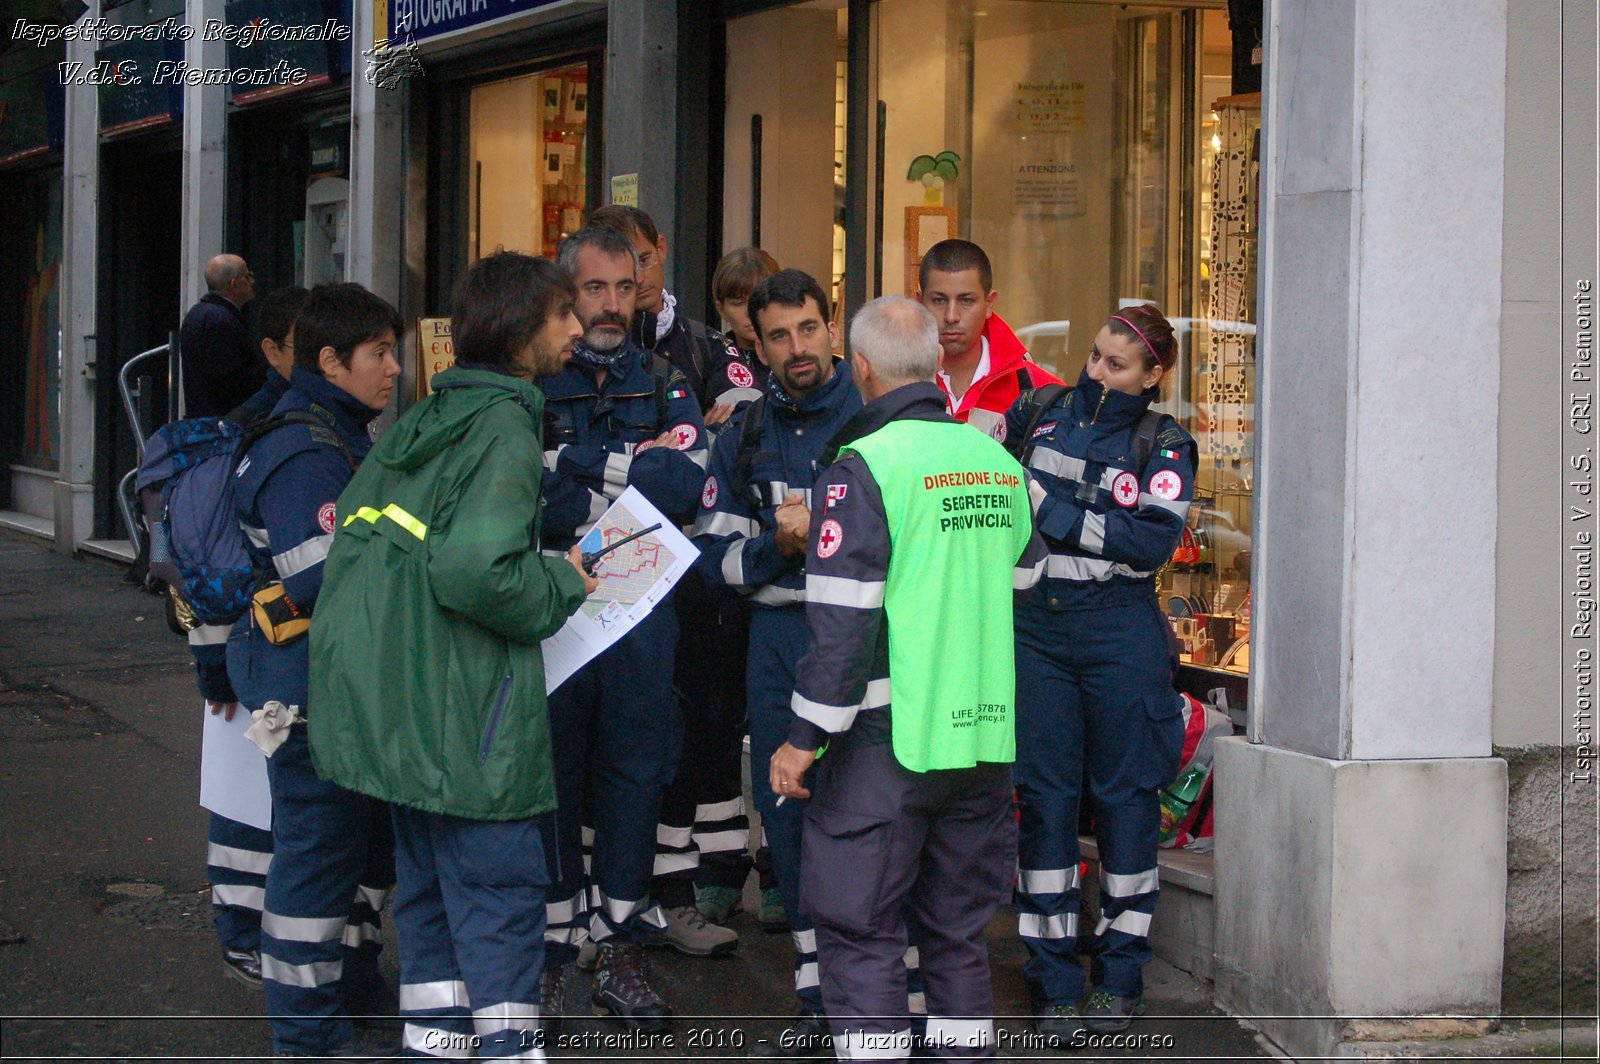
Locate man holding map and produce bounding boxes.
[535,225,710,1031]
[308,252,596,1056]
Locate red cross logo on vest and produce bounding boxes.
[1112,471,1140,508]
[817,519,844,559]
[727,362,754,389]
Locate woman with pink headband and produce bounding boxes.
[1000,303,1198,1042]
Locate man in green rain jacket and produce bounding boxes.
[309,252,595,1053]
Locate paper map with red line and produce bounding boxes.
[541,486,700,695]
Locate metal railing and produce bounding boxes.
[115,332,181,557]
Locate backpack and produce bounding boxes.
[135,410,348,627]
[729,394,769,505]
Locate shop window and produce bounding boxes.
[468,61,590,263]
[870,0,1254,678]
[1,173,63,470]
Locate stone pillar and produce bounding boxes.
[54,1,101,553]
[348,1,406,305]
[180,0,229,312]
[604,0,677,250]
[1214,1,1509,1055]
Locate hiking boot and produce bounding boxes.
[1081,990,1143,1034]
[278,1026,400,1060]
[222,947,263,988]
[658,903,739,956]
[758,887,788,933]
[695,884,744,925]
[539,964,573,1034]
[750,1012,831,1059]
[1035,1002,1085,1046]
[592,942,672,1032]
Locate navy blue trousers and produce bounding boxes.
[802,727,1014,1062]
[542,606,683,962]
[392,807,547,1059]
[261,725,395,1056]
[208,813,272,952]
[1013,596,1185,1004]
[746,606,822,1012]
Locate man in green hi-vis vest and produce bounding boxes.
[770,296,1048,1062]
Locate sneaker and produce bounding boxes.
[695,884,744,925]
[658,903,739,956]
[222,948,263,988]
[592,942,672,1032]
[1082,990,1143,1034]
[758,887,787,932]
[539,964,573,1034]
[1035,1002,1085,1046]
[750,1012,831,1059]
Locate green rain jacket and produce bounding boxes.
[308,367,589,820]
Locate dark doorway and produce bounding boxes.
[95,135,182,539]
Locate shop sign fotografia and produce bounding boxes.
[1012,79,1085,133]
[417,317,455,398]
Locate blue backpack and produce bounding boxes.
[135,411,342,626]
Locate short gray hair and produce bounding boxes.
[555,226,638,277]
[848,296,939,384]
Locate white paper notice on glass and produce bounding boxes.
[200,702,272,831]
[542,486,700,694]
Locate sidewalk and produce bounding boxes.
[0,529,1268,1060]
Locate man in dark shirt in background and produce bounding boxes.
[179,254,261,417]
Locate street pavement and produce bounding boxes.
[0,530,1269,1062]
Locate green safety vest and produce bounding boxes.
[845,419,1035,772]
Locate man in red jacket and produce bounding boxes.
[918,239,1061,444]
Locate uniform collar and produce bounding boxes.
[1070,367,1157,428]
[769,357,854,417]
[821,381,950,466]
[287,367,382,432]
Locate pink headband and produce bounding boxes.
[1110,314,1169,369]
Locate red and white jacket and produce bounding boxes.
[935,312,1062,445]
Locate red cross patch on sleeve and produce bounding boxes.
[816,519,844,559]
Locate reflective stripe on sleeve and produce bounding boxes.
[1078,512,1106,555]
[693,511,759,539]
[721,539,747,587]
[1139,493,1191,519]
[343,503,427,541]
[273,532,332,579]
[805,574,885,610]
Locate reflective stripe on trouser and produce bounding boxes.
[804,730,1015,1062]
[391,806,548,1060]
[261,725,396,1057]
[746,607,822,1012]
[208,813,273,952]
[657,570,753,897]
[540,608,683,965]
[1013,597,1183,1003]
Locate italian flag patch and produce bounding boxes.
[1159,448,1182,460]
[666,388,689,401]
